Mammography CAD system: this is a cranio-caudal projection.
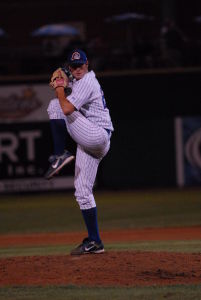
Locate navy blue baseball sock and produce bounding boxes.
[50,119,67,155]
[81,207,101,243]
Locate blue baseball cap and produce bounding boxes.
[68,49,87,65]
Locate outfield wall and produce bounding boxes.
[0,69,201,192]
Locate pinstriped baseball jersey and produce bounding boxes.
[47,98,110,209]
[68,71,114,132]
[47,68,113,210]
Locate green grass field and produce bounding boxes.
[1,188,201,234]
[0,285,201,300]
[0,188,201,299]
[1,240,201,259]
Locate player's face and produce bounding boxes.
[69,62,88,80]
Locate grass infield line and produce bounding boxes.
[0,240,201,258]
[0,284,201,300]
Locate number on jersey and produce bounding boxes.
[100,87,107,109]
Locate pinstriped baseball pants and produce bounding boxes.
[47,98,110,210]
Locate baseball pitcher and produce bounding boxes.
[45,49,114,255]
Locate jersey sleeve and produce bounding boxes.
[67,76,92,110]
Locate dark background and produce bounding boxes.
[1,0,201,75]
[1,0,201,40]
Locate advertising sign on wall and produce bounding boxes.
[0,84,74,193]
[175,117,201,187]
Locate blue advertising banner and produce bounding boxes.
[175,117,201,187]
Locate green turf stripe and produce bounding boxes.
[0,285,201,300]
[0,240,201,258]
[1,189,201,234]
[106,240,201,253]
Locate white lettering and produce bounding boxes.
[7,164,13,176]
[16,165,25,176]
[19,131,41,161]
[0,133,18,162]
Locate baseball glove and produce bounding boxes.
[49,68,68,89]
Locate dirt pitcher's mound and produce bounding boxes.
[1,251,201,287]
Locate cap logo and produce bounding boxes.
[71,51,81,61]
